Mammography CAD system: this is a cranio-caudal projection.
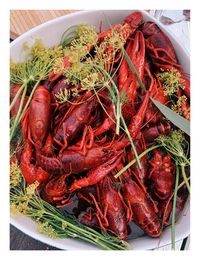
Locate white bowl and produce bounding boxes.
[10,10,190,250]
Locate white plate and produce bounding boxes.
[10,10,190,250]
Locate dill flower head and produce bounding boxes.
[157,68,184,96]
[156,130,189,166]
[171,95,188,116]
[26,181,39,196]
[63,24,98,63]
[36,221,58,239]
[55,88,80,103]
[54,23,127,91]
[26,39,64,62]
[10,162,22,187]
[10,201,30,216]
[11,40,64,85]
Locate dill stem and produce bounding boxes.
[116,99,121,135]
[93,64,121,134]
[37,199,128,249]
[171,163,179,250]
[162,176,190,234]
[120,114,141,169]
[10,84,28,141]
[181,164,190,193]
[93,86,125,132]
[29,199,128,250]
[114,144,162,178]
[10,83,26,111]
[110,51,124,80]
[18,79,41,123]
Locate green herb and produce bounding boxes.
[62,24,98,54]
[61,25,80,48]
[171,95,188,116]
[10,163,129,250]
[55,88,80,104]
[171,162,179,250]
[114,144,162,178]
[157,68,184,96]
[55,24,127,88]
[156,130,190,193]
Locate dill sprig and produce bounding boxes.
[114,144,162,178]
[55,24,127,89]
[10,40,63,85]
[157,68,184,96]
[156,130,190,193]
[10,163,129,250]
[156,130,190,166]
[114,130,190,181]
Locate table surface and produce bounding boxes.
[10,10,79,39]
[10,10,190,251]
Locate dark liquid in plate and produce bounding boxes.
[60,193,145,240]
[127,222,145,240]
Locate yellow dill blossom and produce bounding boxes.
[11,40,63,85]
[63,24,98,63]
[157,68,184,96]
[170,130,185,144]
[171,95,187,116]
[156,130,188,163]
[10,203,22,216]
[10,162,22,187]
[55,87,80,103]
[81,72,101,91]
[104,26,127,51]
[108,33,125,50]
[94,27,126,68]
[71,88,80,97]
[26,39,64,62]
[10,59,32,84]
[55,24,126,90]
[55,88,71,103]
[77,24,97,45]
[36,221,58,239]
[10,201,29,215]
[26,181,39,196]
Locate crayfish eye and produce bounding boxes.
[58,180,63,187]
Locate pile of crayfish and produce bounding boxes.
[10,11,190,241]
